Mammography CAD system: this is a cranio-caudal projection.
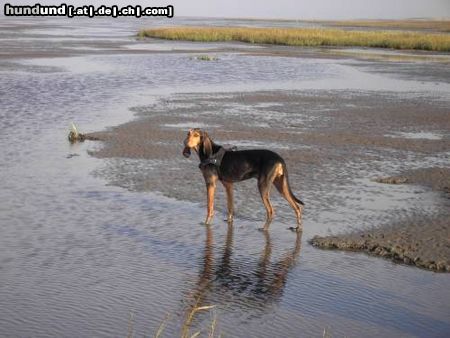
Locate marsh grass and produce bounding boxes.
[320,19,450,33]
[140,26,450,52]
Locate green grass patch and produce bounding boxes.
[139,26,450,52]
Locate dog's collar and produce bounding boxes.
[199,146,236,169]
[199,146,226,168]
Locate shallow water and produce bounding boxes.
[1,17,450,338]
[386,131,444,140]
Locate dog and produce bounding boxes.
[183,129,304,231]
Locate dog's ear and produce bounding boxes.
[202,132,212,157]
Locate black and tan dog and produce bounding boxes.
[183,129,304,231]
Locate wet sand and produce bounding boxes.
[85,90,450,272]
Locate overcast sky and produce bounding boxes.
[4,0,450,19]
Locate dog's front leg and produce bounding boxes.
[222,181,234,224]
[205,183,216,225]
[203,171,218,225]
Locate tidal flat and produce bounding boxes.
[1,16,450,337]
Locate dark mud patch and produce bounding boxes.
[314,167,450,272]
[402,167,450,193]
[374,167,450,194]
[310,216,450,272]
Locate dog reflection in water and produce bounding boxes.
[181,225,302,335]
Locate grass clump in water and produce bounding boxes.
[139,26,450,52]
[195,55,219,61]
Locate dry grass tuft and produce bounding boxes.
[181,302,217,338]
[153,314,171,338]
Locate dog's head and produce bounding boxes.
[183,128,212,158]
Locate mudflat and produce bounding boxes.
[86,89,450,272]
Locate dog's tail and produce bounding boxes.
[282,162,305,206]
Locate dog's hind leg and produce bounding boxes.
[258,176,274,231]
[273,173,303,231]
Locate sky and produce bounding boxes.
[3,0,450,19]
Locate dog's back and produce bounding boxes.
[219,149,284,182]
